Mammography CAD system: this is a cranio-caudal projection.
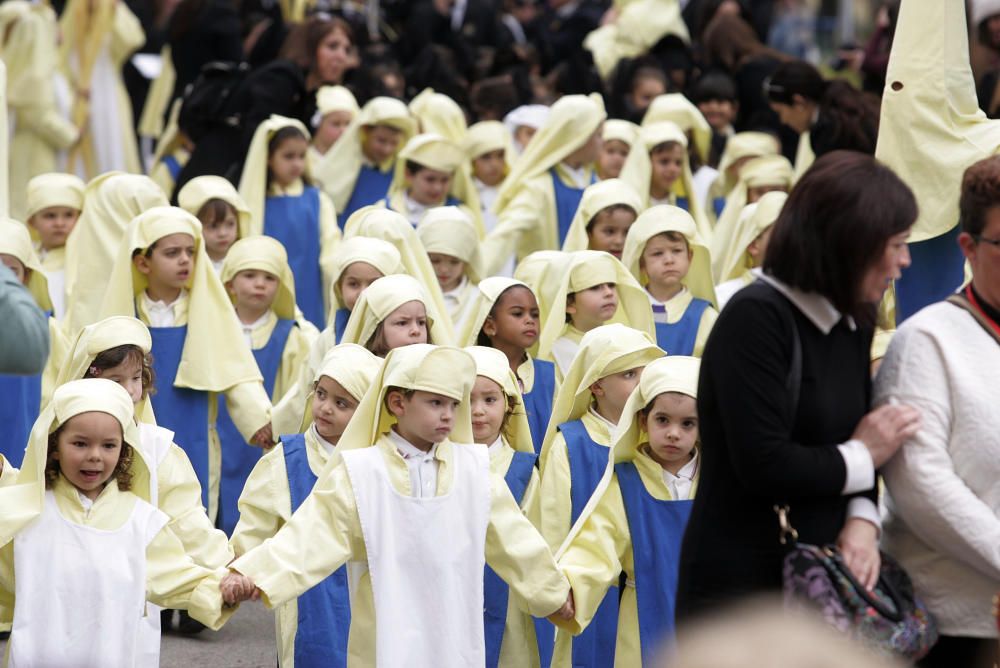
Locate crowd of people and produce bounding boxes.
[0,0,998,667]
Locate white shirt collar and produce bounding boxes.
[442,275,469,301]
[588,405,617,431]
[758,273,856,334]
[661,449,699,484]
[388,428,437,460]
[141,289,188,327]
[403,193,431,225]
[485,435,504,458]
[212,258,225,275]
[559,162,590,188]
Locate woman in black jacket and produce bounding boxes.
[676,151,922,618]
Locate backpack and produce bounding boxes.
[178,61,251,142]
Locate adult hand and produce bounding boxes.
[851,403,921,467]
[837,518,880,590]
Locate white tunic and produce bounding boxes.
[10,491,168,667]
[342,443,491,667]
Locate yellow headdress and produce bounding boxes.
[0,218,51,311]
[326,235,403,316]
[712,190,787,284]
[335,344,476,451]
[642,93,713,166]
[710,155,793,283]
[341,273,454,349]
[713,131,782,197]
[620,120,711,240]
[464,345,534,454]
[98,206,263,392]
[561,178,644,252]
[539,323,663,465]
[220,236,297,319]
[26,173,86,219]
[537,250,655,362]
[54,316,156,423]
[583,0,689,80]
[298,343,383,432]
[464,120,513,167]
[63,173,169,334]
[388,132,467,200]
[313,97,417,211]
[496,94,607,214]
[416,206,483,283]
[238,115,312,235]
[602,119,640,148]
[0,378,149,546]
[178,175,253,240]
[458,277,536,347]
[512,250,571,321]
[315,85,360,118]
[622,204,717,306]
[343,207,453,331]
[409,88,468,142]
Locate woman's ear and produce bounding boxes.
[792,93,809,109]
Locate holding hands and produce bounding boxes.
[221,571,259,606]
[549,589,575,623]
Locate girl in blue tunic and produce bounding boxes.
[238,116,341,330]
[465,346,543,668]
[621,206,718,357]
[215,236,317,535]
[554,355,701,666]
[231,343,382,668]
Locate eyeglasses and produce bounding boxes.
[973,234,1000,248]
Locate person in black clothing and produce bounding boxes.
[676,151,922,619]
[167,0,244,107]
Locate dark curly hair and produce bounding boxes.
[84,344,155,400]
[45,424,135,492]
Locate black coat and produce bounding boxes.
[676,281,876,618]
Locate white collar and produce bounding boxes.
[646,285,688,307]
[442,274,469,299]
[211,258,225,275]
[240,310,272,332]
[388,428,438,460]
[588,405,617,431]
[404,192,432,217]
[485,435,504,458]
[661,449,699,483]
[559,162,589,188]
[142,288,187,311]
[758,273,856,334]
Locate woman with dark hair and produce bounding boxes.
[764,60,881,162]
[174,16,357,196]
[676,151,922,618]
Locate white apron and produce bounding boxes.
[342,443,491,668]
[10,490,168,667]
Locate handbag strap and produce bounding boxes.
[947,287,1000,348]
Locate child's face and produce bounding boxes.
[201,210,238,262]
[227,269,279,313]
[29,206,80,250]
[53,412,123,500]
[746,224,774,267]
[339,261,384,311]
[268,136,309,187]
[650,144,684,197]
[388,390,459,450]
[697,98,737,131]
[472,149,506,187]
[567,282,618,332]
[382,300,429,350]
[408,167,452,206]
[483,286,540,351]
[94,356,144,405]
[641,234,692,292]
[598,139,630,180]
[362,125,403,164]
[747,183,788,204]
[470,376,506,445]
[565,126,604,167]
[134,233,196,291]
[643,392,698,472]
[428,252,465,292]
[316,110,353,150]
[312,375,359,444]
[629,76,666,115]
[0,254,27,284]
[587,209,636,259]
[591,366,644,424]
[514,125,537,151]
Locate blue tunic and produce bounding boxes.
[550,169,594,246]
[895,225,966,323]
[162,155,183,181]
[484,450,537,668]
[148,325,211,508]
[561,419,618,668]
[283,432,352,667]
[340,164,394,227]
[332,307,351,344]
[264,185,324,329]
[615,462,693,663]
[675,196,690,212]
[522,359,556,455]
[0,371,41,467]
[654,297,711,356]
[712,196,725,218]
[215,318,295,535]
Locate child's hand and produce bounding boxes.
[552,590,575,621]
[251,423,274,449]
[220,571,257,605]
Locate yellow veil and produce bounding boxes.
[710,131,781,201]
[298,343,383,432]
[561,178,644,253]
[178,175,253,240]
[340,273,454,349]
[26,173,86,219]
[458,277,537,347]
[416,206,484,283]
[712,190,787,284]
[583,0,689,80]
[642,93,713,167]
[325,235,402,316]
[512,250,571,322]
[464,345,534,454]
[220,236,298,320]
[237,115,313,235]
[0,218,52,311]
[465,120,514,174]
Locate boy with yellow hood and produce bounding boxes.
[25,173,86,319]
[379,133,471,228]
[533,323,664,668]
[418,206,484,337]
[481,95,606,276]
[98,206,273,523]
[225,344,574,666]
[713,191,787,308]
[232,343,382,667]
[465,120,513,237]
[703,131,781,221]
[554,356,701,667]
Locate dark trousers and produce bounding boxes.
[919,634,997,668]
